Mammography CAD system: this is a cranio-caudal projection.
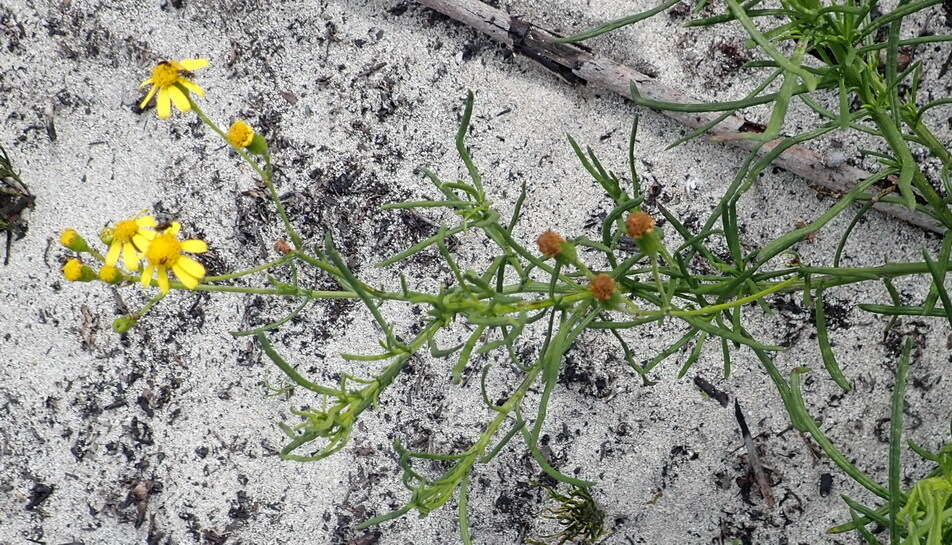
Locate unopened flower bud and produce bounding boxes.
[99,226,115,246]
[227,120,268,155]
[98,265,122,284]
[62,258,96,282]
[113,316,138,333]
[590,273,616,301]
[247,133,269,155]
[227,120,255,148]
[59,229,90,253]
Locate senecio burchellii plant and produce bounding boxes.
[55,0,952,538]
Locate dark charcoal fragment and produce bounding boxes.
[228,490,253,520]
[25,482,53,510]
[693,376,729,407]
[819,473,833,497]
[130,416,154,446]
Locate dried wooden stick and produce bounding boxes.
[416,0,945,233]
[734,400,776,509]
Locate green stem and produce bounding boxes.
[204,252,296,282]
[187,96,304,248]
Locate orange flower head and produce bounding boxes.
[626,212,655,239]
[590,273,616,301]
[536,229,565,258]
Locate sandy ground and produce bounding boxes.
[1,1,950,544]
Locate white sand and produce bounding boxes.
[1,1,950,544]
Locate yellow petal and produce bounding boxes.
[136,216,157,227]
[105,242,122,267]
[139,77,154,89]
[157,267,170,294]
[176,256,205,279]
[132,236,155,254]
[172,264,199,289]
[139,85,158,109]
[179,58,209,71]
[181,240,208,254]
[140,263,154,288]
[167,222,181,235]
[122,243,139,271]
[156,88,171,119]
[179,79,205,97]
[168,85,191,113]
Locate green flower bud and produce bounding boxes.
[246,133,269,156]
[62,258,97,282]
[113,316,138,333]
[59,229,91,253]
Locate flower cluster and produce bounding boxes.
[54,57,274,336]
[59,215,207,295]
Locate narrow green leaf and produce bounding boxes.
[726,0,817,90]
[456,90,484,196]
[556,0,682,43]
[458,475,473,545]
[676,332,708,378]
[815,288,851,392]
[255,332,345,397]
[858,304,950,317]
[830,495,889,532]
[755,170,886,265]
[230,299,312,337]
[833,195,879,268]
[923,232,952,313]
[644,327,700,373]
[628,116,641,198]
[789,368,893,501]
[887,339,912,545]
[324,233,398,349]
[922,248,952,329]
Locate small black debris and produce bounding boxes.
[819,473,833,497]
[25,482,53,510]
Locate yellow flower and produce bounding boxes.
[140,222,208,293]
[139,58,209,119]
[105,216,158,271]
[99,265,121,284]
[63,258,84,281]
[227,120,255,147]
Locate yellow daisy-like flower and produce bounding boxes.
[139,58,209,119]
[105,216,158,271]
[140,222,208,294]
[227,120,255,148]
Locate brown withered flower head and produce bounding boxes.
[274,239,292,254]
[590,273,616,300]
[536,229,565,258]
[626,212,655,239]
